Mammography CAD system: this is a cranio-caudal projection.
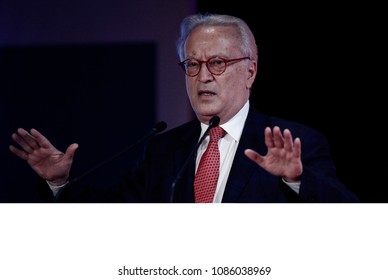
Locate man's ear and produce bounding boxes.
[247,60,257,88]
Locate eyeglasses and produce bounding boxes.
[178,56,250,77]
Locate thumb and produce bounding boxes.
[65,143,79,160]
[244,149,264,165]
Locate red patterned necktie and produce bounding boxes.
[194,126,226,203]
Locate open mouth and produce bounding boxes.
[198,90,216,96]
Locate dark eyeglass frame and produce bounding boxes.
[178,56,250,77]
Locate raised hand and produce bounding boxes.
[244,126,303,182]
[9,128,78,185]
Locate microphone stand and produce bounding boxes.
[67,121,167,187]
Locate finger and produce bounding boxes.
[14,127,42,151]
[9,144,28,160]
[11,130,35,153]
[283,129,294,152]
[293,137,301,158]
[264,127,274,148]
[272,126,284,148]
[30,128,55,149]
[244,149,264,165]
[65,143,79,160]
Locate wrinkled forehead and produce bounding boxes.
[184,25,242,57]
[187,25,240,43]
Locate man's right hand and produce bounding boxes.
[9,128,78,186]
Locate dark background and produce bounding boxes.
[1,0,383,202]
[1,43,156,201]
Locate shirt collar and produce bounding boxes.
[199,100,250,142]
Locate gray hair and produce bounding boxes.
[176,13,258,62]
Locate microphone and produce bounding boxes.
[169,116,220,202]
[67,121,167,186]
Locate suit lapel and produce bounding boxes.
[222,107,268,202]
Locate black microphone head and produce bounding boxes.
[153,121,167,133]
[209,116,220,128]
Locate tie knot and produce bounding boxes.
[209,126,226,142]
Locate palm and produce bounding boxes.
[27,146,70,180]
[244,126,303,181]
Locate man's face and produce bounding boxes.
[183,25,256,125]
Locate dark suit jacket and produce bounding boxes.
[48,106,358,203]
